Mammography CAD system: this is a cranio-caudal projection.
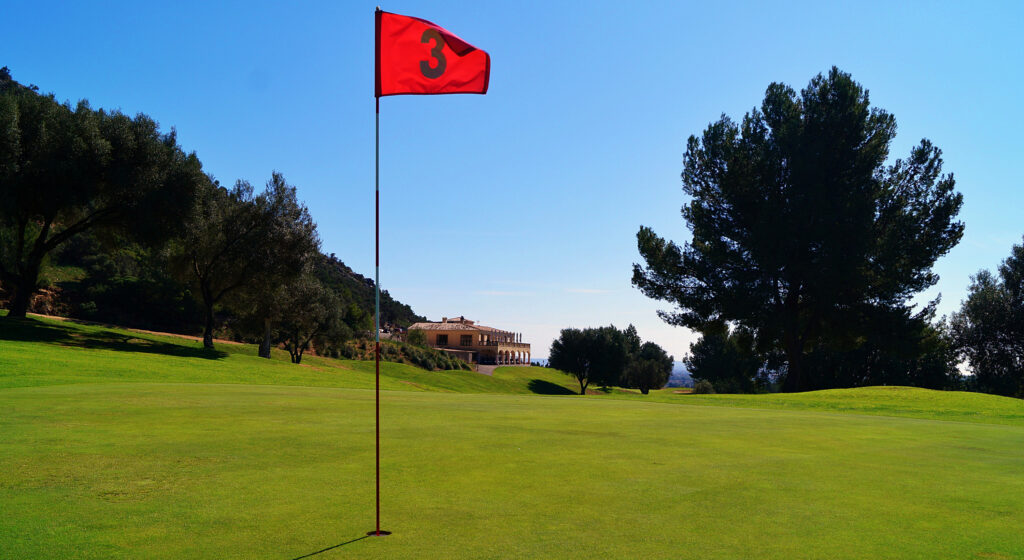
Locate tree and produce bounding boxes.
[175,172,316,349]
[624,341,673,394]
[549,326,629,394]
[0,68,204,317]
[951,238,1024,397]
[275,274,350,364]
[587,326,630,389]
[633,68,963,392]
[623,323,641,359]
[549,328,591,395]
[229,173,319,357]
[684,326,765,393]
[803,302,958,390]
[52,230,202,333]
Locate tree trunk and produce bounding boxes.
[641,387,650,395]
[780,286,805,393]
[258,318,272,358]
[578,378,588,395]
[5,258,42,318]
[782,335,803,393]
[203,307,215,349]
[6,279,33,318]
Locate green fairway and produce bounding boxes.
[2,315,1024,558]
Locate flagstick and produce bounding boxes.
[375,94,380,536]
[370,94,390,538]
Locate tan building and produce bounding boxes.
[408,316,530,366]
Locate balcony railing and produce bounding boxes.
[478,341,530,348]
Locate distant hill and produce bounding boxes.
[313,253,424,329]
[667,362,694,388]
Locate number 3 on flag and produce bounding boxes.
[420,29,446,79]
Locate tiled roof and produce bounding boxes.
[407,322,487,331]
[408,319,511,333]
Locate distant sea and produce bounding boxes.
[529,359,693,388]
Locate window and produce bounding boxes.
[436,334,448,345]
[460,335,472,346]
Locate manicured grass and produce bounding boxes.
[2,313,1024,558]
[628,386,1024,426]
[2,383,1023,559]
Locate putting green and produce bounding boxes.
[2,382,1023,559]
[2,315,1023,558]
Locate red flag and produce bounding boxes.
[375,10,490,97]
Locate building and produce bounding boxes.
[407,316,530,366]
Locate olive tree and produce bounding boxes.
[1,68,203,317]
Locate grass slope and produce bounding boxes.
[2,314,1024,558]
[634,386,1024,426]
[0,315,579,395]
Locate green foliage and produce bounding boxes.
[0,68,426,354]
[0,68,204,317]
[623,323,641,357]
[313,253,424,329]
[340,338,470,372]
[51,231,202,333]
[269,274,348,364]
[406,328,427,347]
[623,341,673,394]
[692,379,716,394]
[228,172,321,357]
[685,327,766,393]
[549,325,630,394]
[634,67,964,392]
[802,303,960,390]
[952,237,1024,398]
[173,172,319,349]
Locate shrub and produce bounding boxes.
[693,379,716,394]
[406,329,427,347]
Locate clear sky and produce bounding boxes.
[4,1,1022,359]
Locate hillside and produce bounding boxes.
[314,253,424,328]
[38,234,424,336]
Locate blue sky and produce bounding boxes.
[4,1,1022,358]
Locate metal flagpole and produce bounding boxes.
[369,6,389,538]
[369,92,390,538]
[375,95,380,535]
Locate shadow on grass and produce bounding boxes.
[527,379,576,395]
[0,316,227,360]
[289,535,369,559]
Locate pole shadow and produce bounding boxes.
[289,536,370,560]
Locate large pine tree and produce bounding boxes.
[633,68,963,392]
